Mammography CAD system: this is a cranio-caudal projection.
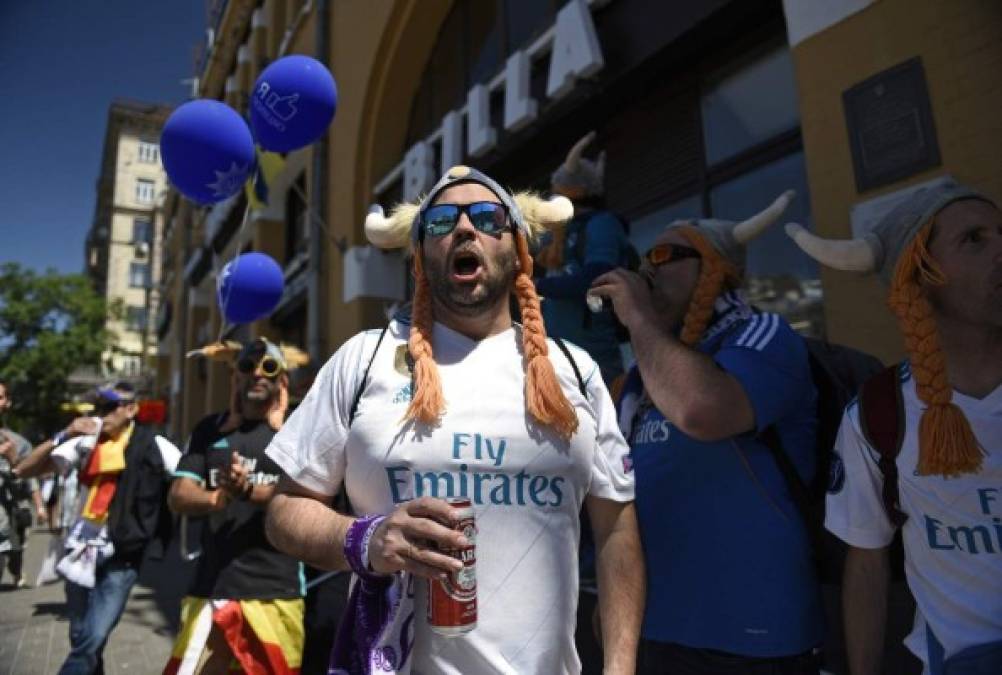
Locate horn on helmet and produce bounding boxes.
[563,131,596,173]
[784,223,879,272]
[365,203,415,250]
[732,190,796,244]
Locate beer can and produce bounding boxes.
[428,497,476,636]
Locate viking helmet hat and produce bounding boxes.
[784,180,996,478]
[550,131,605,198]
[659,191,795,347]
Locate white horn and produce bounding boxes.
[537,195,574,224]
[784,223,878,272]
[563,131,596,172]
[732,190,796,244]
[364,204,409,249]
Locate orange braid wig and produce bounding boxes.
[676,227,742,346]
[887,223,983,476]
[403,233,578,440]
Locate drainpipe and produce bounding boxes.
[174,211,191,440]
[307,0,330,359]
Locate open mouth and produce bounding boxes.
[450,250,484,282]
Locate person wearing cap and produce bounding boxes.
[12,381,181,675]
[164,337,306,674]
[590,192,825,674]
[787,182,1002,674]
[536,131,633,386]
[264,165,643,674]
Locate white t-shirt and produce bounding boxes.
[267,319,634,675]
[52,423,181,522]
[825,363,1002,668]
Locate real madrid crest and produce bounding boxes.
[393,344,414,377]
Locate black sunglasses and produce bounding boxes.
[94,400,125,416]
[237,355,282,378]
[421,202,510,238]
[645,242,702,267]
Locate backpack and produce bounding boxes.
[761,341,911,584]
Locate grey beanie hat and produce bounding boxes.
[786,180,994,284]
[869,182,991,284]
[364,165,574,251]
[411,165,526,244]
[664,219,747,272]
[661,191,797,273]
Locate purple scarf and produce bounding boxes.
[328,516,416,675]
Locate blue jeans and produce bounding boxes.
[59,559,139,675]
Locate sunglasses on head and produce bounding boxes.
[645,242,702,267]
[421,202,510,238]
[237,355,283,378]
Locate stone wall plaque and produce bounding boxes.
[843,57,941,192]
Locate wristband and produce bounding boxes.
[344,515,387,580]
[52,430,69,446]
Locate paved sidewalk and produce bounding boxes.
[0,528,191,675]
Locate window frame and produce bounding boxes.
[137,141,159,164]
[135,178,156,204]
[129,262,150,289]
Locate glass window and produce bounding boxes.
[469,0,501,86]
[709,151,823,337]
[628,194,705,256]
[126,306,147,331]
[701,46,800,166]
[138,141,159,164]
[133,218,152,244]
[129,262,150,288]
[504,0,554,54]
[428,8,466,124]
[136,179,155,203]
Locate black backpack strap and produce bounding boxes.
[859,364,908,528]
[551,336,587,397]
[760,426,821,552]
[348,324,390,426]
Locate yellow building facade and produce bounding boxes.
[86,100,171,385]
[156,0,1002,440]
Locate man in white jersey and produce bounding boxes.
[787,182,1002,674]
[264,165,644,674]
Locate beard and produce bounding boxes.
[422,243,518,317]
[242,379,277,405]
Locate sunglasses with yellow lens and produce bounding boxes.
[236,355,283,378]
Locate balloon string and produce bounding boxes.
[289,181,345,252]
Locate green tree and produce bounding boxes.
[0,262,120,439]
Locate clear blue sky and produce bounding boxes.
[0,1,205,275]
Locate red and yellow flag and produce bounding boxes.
[164,596,304,675]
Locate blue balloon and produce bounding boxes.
[216,252,284,324]
[161,100,255,204]
[250,55,337,152]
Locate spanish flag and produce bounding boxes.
[79,425,132,524]
[164,597,304,675]
[245,148,287,210]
